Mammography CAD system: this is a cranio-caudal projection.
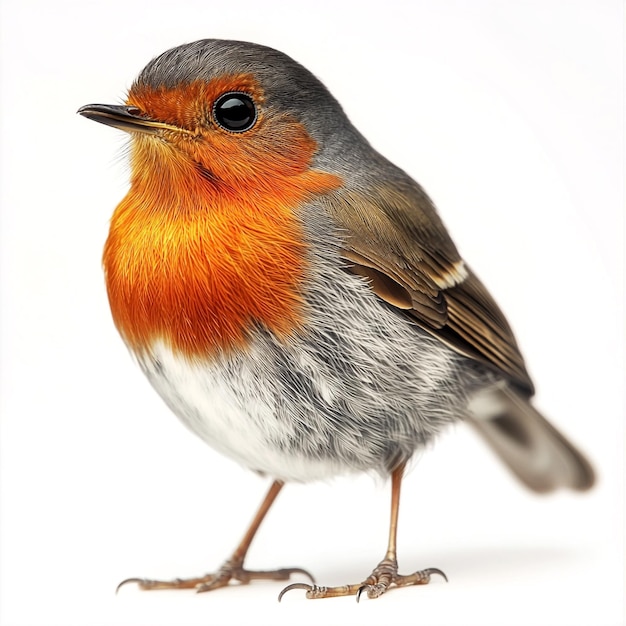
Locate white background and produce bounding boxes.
[0,1,623,625]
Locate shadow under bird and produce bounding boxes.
[78,39,594,601]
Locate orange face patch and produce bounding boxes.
[128,75,265,132]
[104,76,341,360]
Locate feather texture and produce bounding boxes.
[320,185,534,393]
[136,206,485,481]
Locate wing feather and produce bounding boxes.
[321,182,534,394]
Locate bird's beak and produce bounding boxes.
[77,104,183,135]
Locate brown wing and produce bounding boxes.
[321,181,534,395]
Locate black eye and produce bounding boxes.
[213,92,257,132]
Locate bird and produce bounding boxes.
[78,39,595,601]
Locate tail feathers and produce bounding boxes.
[466,384,595,493]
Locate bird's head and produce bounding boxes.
[78,39,353,201]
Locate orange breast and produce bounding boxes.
[103,128,340,361]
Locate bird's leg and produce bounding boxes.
[279,462,446,601]
[117,480,314,593]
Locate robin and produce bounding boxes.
[78,39,594,601]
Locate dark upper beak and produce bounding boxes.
[77,104,184,135]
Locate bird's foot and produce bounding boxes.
[117,557,314,594]
[279,557,446,601]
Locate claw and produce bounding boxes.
[356,583,385,602]
[355,585,367,603]
[115,577,144,594]
[278,582,312,602]
[424,567,448,582]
